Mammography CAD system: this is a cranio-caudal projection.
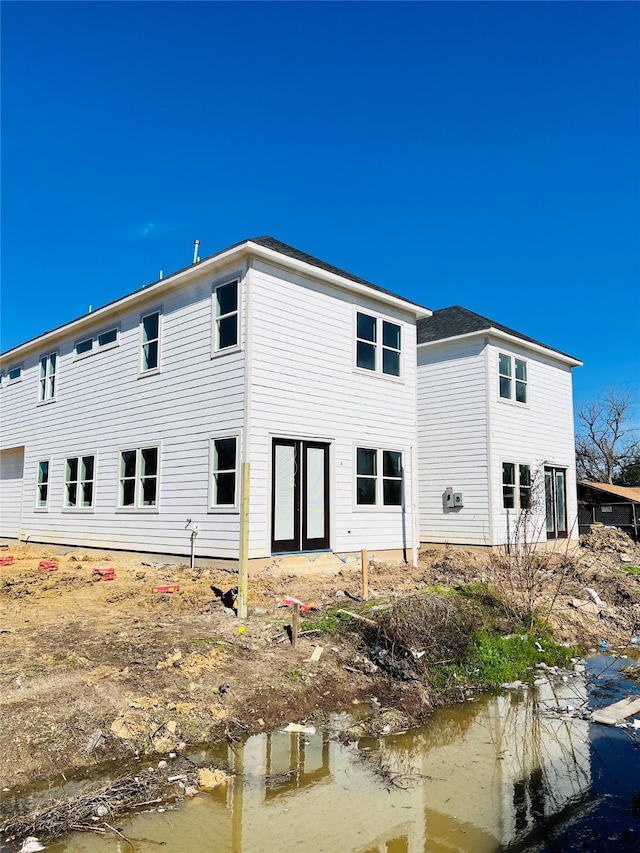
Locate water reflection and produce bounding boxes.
[14,662,640,853]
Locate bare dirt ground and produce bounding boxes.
[1,533,639,792]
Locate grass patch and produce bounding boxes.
[622,566,640,576]
[300,608,350,635]
[283,668,305,683]
[460,632,574,687]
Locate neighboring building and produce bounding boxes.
[416,306,582,548]
[0,237,429,562]
[578,481,640,541]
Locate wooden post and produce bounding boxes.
[361,548,369,601]
[236,462,250,619]
[292,603,300,649]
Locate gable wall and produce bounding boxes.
[487,339,578,545]
[247,260,418,557]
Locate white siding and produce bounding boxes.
[487,340,579,545]
[247,260,418,558]
[417,339,491,545]
[0,447,24,538]
[0,264,246,558]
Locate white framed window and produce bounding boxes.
[140,311,160,373]
[36,460,50,509]
[74,327,119,360]
[38,352,57,401]
[356,447,403,507]
[502,462,531,510]
[119,446,159,509]
[499,353,527,403]
[209,433,239,510]
[213,279,239,354]
[355,311,402,377]
[8,365,23,383]
[65,455,95,508]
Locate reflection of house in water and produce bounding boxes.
[223,726,425,853]
[207,680,592,853]
[412,679,592,851]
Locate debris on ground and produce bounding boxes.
[591,696,640,726]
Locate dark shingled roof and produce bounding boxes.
[417,305,579,362]
[248,236,430,312]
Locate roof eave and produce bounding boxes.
[1,241,431,362]
[418,327,582,367]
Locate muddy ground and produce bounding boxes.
[1,533,639,791]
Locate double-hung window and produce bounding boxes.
[65,455,95,508]
[141,311,160,372]
[39,353,57,401]
[119,447,159,508]
[213,279,239,353]
[356,312,402,377]
[210,435,239,508]
[502,462,531,511]
[36,461,50,508]
[356,447,403,507]
[499,353,527,403]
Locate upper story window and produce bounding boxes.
[356,447,403,507]
[39,353,57,401]
[65,455,95,508]
[499,353,527,403]
[7,365,23,383]
[119,446,158,508]
[502,462,531,510]
[75,327,119,359]
[141,311,160,372]
[213,279,239,353]
[356,312,402,377]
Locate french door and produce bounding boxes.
[271,439,330,553]
[544,467,567,539]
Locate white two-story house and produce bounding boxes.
[0,237,430,562]
[416,306,582,548]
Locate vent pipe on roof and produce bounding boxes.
[159,270,163,280]
[192,239,200,264]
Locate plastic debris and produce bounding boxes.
[599,640,609,649]
[585,587,607,608]
[501,680,523,690]
[18,839,45,853]
[309,645,323,662]
[534,641,544,652]
[281,722,317,734]
[279,596,321,612]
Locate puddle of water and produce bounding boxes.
[4,657,640,853]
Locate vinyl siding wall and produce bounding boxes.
[416,338,491,545]
[0,263,246,557]
[247,260,418,558]
[487,339,579,545]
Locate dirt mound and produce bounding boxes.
[580,523,639,558]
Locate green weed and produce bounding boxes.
[622,566,640,575]
[283,668,305,683]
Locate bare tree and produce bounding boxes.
[575,388,640,484]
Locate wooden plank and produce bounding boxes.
[361,548,368,601]
[591,696,640,725]
[236,462,250,619]
[292,603,300,649]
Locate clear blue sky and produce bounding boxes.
[2,1,639,415]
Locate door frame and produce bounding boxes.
[271,438,331,554]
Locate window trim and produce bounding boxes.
[139,308,162,376]
[116,445,161,512]
[208,430,242,513]
[211,274,242,358]
[74,325,120,361]
[63,453,96,512]
[354,444,404,511]
[498,352,528,405]
[37,351,58,404]
[353,308,404,381]
[35,458,51,511]
[501,461,532,512]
